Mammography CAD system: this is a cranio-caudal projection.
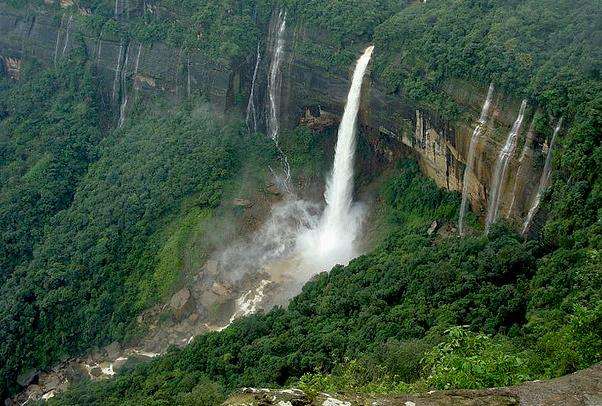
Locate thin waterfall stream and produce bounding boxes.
[246,44,261,133]
[266,10,291,189]
[485,100,527,232]
[521,119,563,235]
[458,83,494,235]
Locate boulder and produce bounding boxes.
[427,220,439,236]
[232,198,253,208]
[169,288,194,320]
[104,341,121,359]
[204,260,219,276]
[211,282,233,297]
[16,368,38,387]
[266,183,282,196]
[112,357,128,371]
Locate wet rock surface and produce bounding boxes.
[223,364,602,406]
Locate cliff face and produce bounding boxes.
[0,4,233,113]
[273,18,548,230]
[0,5,548,230]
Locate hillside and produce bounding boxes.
[0,0,600,404]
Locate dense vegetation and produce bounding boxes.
[0,60,266,396]
[51,162,600,405]
[373,0,601,118]
[0,0,599,403]
[0,61,103,284]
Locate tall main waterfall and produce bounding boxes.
[485,100,527,232]
[458,83,494,235]
[521,119,562,236]
[299,46,374,271]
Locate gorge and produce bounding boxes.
[0,1,599,405]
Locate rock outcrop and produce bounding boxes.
[223,363,602,406]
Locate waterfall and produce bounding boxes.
[267,10,286,142]
[53,15,65,65]
[265,10,292,189]
[112,42,124,101]
[61,15,73,57]
[117,46,130,128]
[298,46,374,271]
[485,100,527,232]
[133,43,142,97]
[246,44,261,133]
[458,83,494,235]
[114,0,121,19]
[507,119,535,215]
[521,119,562,236]
[186,57,191,98]
[134,44,142,74]
[96,25,105,65]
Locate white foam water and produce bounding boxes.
[521,119,562,236]
[485,100,527,233]
[298,46,374,272]
[458,83,494,235]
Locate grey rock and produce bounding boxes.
[104,341,121,359]
[204,260,219,276]
[427,220,438,236]
[16,368,38,387]
[169,287,194,320]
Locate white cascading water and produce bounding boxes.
[507,119,535,216]
[133,44,142,97]
[458,83,494,235]
[246,44,261,133]
[186,57,191,98]
[298,45,374,271]
[266,10,292,189]
[53,15,65,65]
[485,100,527,232]
[61,15,74,57]
[117,46,130,128]
[114,0,121,19]
[112,42,124,101]
[267,10,286,142]
[521,118,562,236]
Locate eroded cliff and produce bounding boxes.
[0,3,550,232]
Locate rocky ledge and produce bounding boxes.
[223,363,602,406]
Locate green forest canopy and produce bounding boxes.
[0,0,600,402]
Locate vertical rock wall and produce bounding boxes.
[0,4,550,230]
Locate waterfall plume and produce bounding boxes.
[61,15,73,57]
[458,83,494,235]
[298,45,374,272]
[521,118,562,236]
[485,100,527,233]
[507,119,536,216]
[117,46,130,128]
[53,15,65,66]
